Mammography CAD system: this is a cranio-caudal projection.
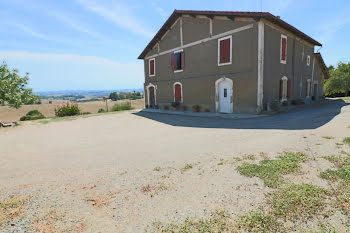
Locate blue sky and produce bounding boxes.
[1,0,350,91]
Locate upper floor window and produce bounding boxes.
[280,35,287,64]
[218,35,232,66]
[149,58,155,77]
[171,49,184,73]
[307,55,311,66]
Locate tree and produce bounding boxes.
[324,62,350,96]
[0,61,38,108]
[109,92,118,101]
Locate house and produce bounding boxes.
[138,10,329,113]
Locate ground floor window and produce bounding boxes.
[306,79,311,97]
[280,77,288,102]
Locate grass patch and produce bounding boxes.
[153,166,162,172]
[237,152,308,188]
[269,184,327,220]
[111,102,133,111]
[141,182,169,197]
[236,209,283,232]
[343,137,350,146]
[147,210,235,233]
[322,136,335,139]
[0,196,27,226]
[243,154,256,160]
[321,154,350,182]
[181,163,193,173]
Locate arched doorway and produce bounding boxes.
[215,77,233,113]
[173,82,183,102]
[146,83,156,108]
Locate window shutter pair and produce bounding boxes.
[281,37,287,62]
[170,51,185,71]
[220,39,230,63]
[150,60,155,75]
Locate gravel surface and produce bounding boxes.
[0,100,349,232]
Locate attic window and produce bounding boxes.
[149,58,155,77]
[307,55,311,66]
[171,50,184,73]
[280,34,287,64]
[218,35,232,66]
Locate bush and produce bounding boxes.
[20,110,45,121]
[171,101,181,108]
[111,102,133,111]
[98,108,106,113]
[54,103,80,117]
[192,105,201,112]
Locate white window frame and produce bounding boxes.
[281,76,288,102]
[280,34,287,64]
[173,82,183,103]
[218,35,232,66]
[306,55,311,66]
[306,79,311,97]
[173,49,183,73]
[148,58,155,77]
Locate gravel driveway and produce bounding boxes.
[0,100,349,232]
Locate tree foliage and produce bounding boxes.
[0,61,39,108]
[325,62,350,96]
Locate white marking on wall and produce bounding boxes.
[209,18,213,36]
[257,21,264,112]
[180,17,183,46]
[145,24,254,59]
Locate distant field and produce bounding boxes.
[0,98,144,122]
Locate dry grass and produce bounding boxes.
[85,191,119,207]
[141,182,169,197]
[0,195,27,226]
[0,98,144,122]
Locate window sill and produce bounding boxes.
[280,60,287,64]
[218,61,232,66]
[149,74,155,77]
[174,69,183,73]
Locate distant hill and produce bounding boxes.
[35,89,143,97]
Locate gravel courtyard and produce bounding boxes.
[1,100,350,232]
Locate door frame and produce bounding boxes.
[146,83,157,107]
[215,77,233,113]
[173,82,183,102]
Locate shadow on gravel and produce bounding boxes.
[133,100,349,130]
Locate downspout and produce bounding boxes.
[257,20,264,113]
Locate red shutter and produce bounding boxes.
[170,53,175,71]
[281,37,286,61]
[287,80,291,99]
[279,80,283,100]
[181,51,185,70]
[175,84,182,102]
[220,39,230,64]
[150,60,155,75]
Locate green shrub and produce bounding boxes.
[20,110,45,121]
[237,152,308,188]
[269,101,280,111]
[111,102,133,111]
[343,137,350,146]
[54,103,80,117]
[192,105,201,112]
[236,209,284,232]
[98,108,106,113]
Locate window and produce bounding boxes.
[307,55,311,66]
[173,82,183,102]
[149,58,155,77]
[280,35,287,64]
[218,35,232,66]
[279,77,290,101]
[306,79,311,97]
[171,50,184,72]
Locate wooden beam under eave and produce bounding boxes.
[227,16,235,21]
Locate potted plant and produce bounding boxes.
[154,104,159,109]
[171,101,181,110]
[181,105,188,111]
[204,109,210,112]
[282,101,288,107]
[145,104,149,109]
[164,105,170,110]
[192,105,201,112]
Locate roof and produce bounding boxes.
[138,10,322,59]
[314,53,330,79]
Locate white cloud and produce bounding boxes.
[12,23,49,40]
[0,51,144,91]
[151,2,167,20]
[76,0,154,38]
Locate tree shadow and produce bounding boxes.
[133,100,349,130]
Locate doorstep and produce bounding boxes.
[140,109,267,120]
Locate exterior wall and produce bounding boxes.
[312,59,325,99]
[263,21,316,108]
[144,16,259,113]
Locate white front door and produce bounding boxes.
[219,81,232,113]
